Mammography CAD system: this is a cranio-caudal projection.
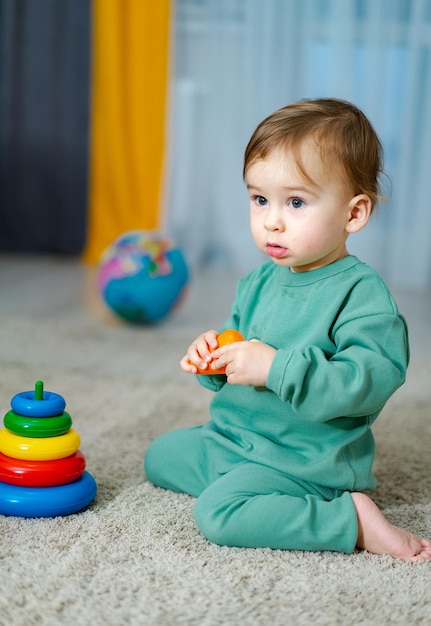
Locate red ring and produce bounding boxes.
[0,451,86,487]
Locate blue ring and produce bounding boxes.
[11,390,66,417]
[0,471,97,517]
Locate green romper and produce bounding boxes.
[145,256,409,553]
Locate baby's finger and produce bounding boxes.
[194,331,218,362]
[201,330,219,352]
[187,349,208,369]
[180,355,198,373]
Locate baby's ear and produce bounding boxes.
[345,194,372,233]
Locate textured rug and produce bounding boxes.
[0,259,430,625]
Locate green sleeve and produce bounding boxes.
[267,312,409,422]
[196,372,226,392]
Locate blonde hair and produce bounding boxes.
[243,98,384,211]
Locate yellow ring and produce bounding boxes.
[0,428,80,461]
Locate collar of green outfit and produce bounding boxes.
[277,255,360,286]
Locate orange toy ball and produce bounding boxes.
[190,329,244,375]
[217,329,244,346]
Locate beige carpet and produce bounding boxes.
[0,257,430,625]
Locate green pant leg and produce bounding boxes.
[194,462,358,553]
[144,426,217,497]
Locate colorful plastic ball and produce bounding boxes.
[98,231,189,323]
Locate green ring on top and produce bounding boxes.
[4,410,72,438]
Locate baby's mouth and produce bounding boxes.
[266,243,288,259]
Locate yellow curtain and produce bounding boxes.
[84,0,171,263]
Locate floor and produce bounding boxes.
[0,253,430,359]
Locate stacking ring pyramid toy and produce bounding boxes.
[0,381,97,517]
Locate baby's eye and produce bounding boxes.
[289,197,304,209]
[254,195,268,207]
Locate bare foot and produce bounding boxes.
[351,492,431,562]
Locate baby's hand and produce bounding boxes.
[210,339,276,386]
[179,330,219,374]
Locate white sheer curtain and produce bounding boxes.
[164,0,431,290]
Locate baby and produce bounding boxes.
[145,98,431,561]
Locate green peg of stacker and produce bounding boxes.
[34,381,44,400]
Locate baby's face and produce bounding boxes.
[245,145,357,272]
